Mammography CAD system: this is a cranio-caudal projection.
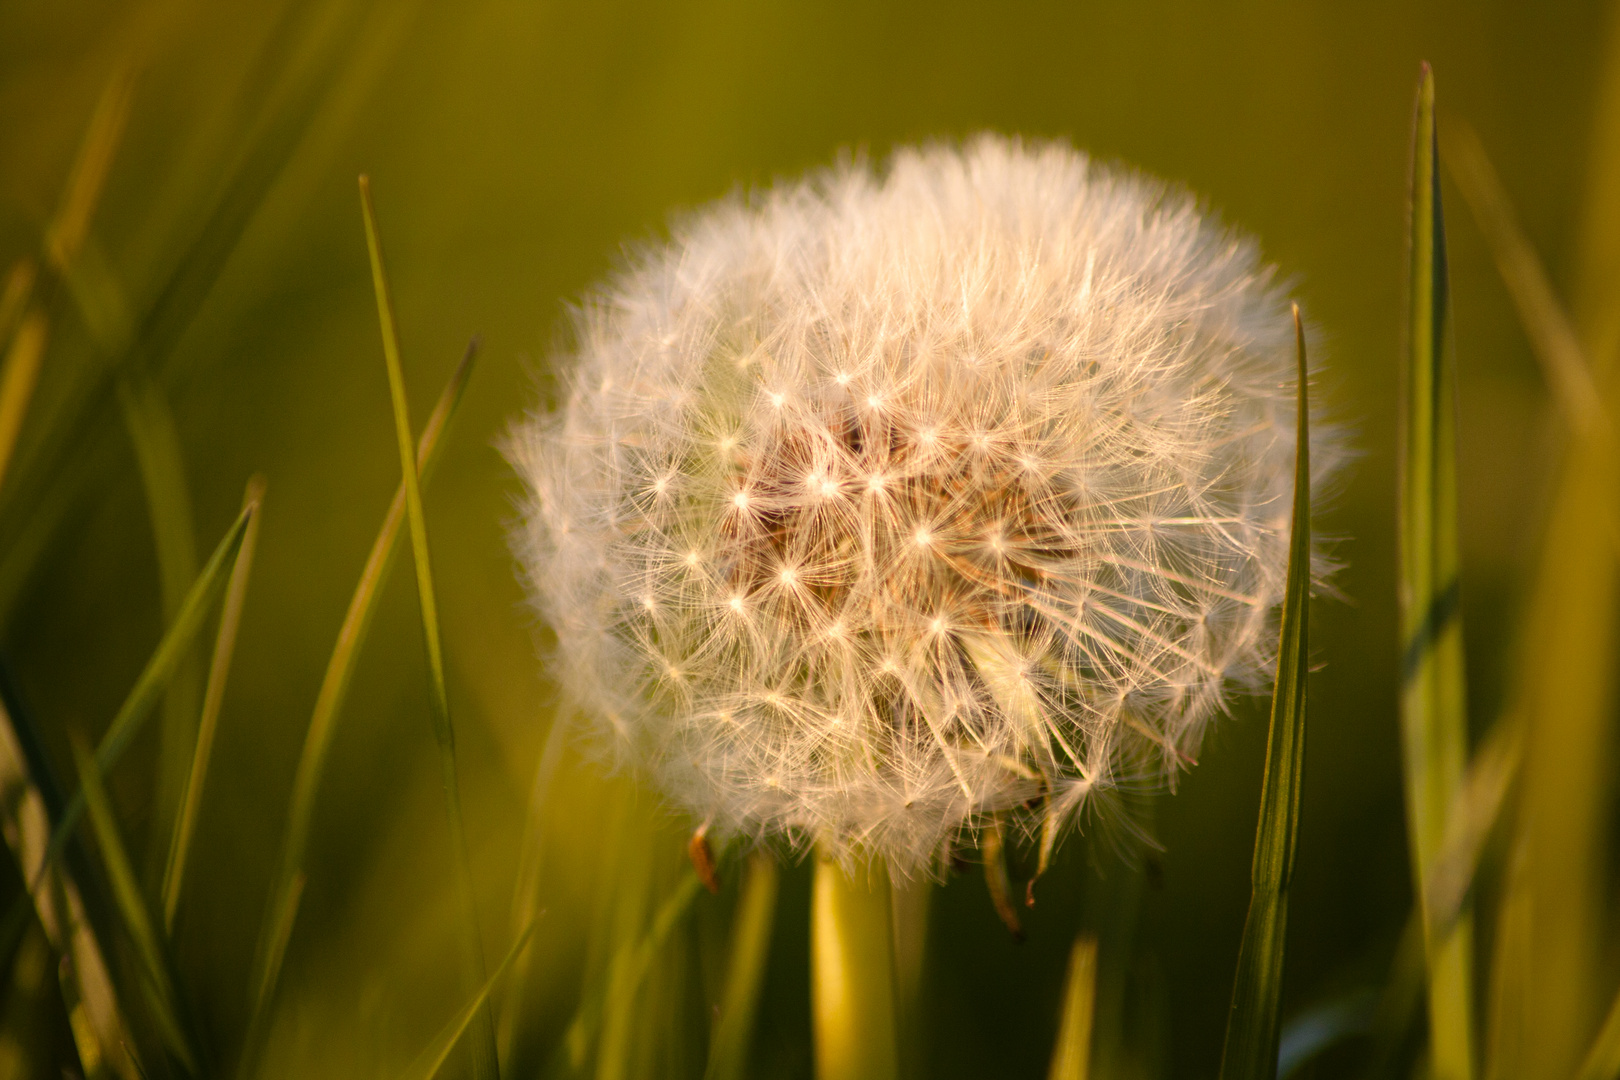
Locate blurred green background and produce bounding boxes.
[0,1,1614,1077]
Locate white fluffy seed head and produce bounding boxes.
[508,135,1338,877]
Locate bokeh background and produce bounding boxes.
[0,1,1615,1077]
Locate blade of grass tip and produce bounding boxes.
[704,853,781,1080]
[1048,934,1098,1080]
[117,373,203,890]
[0,692,140,1079]
[161,476,265,930]
[1397,64,1477,1080]
[398,921,539,1080]
[238,340,475,1077]
[1216,305,1310,1080]
[360,174,497,1080]
[1574,986,1620,1080]
[0,309,48,498]
[68,732,200,1075]
[34,502,253,890]
[548,869,704,1077]
[812,852,899,1080]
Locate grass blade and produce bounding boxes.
[1575,986,1620,1080]
[1048,935,1098,1080]
[68,733,200,1075]
[117,373,203,889]
[0,309,48,498]
[43,65,135,278]
[360,174,498,1080]
[162,475,266,930]
[35,501,254,886]
[398,921,538,1080]
[704,853,780,1080]
[1216,304,1310,1080]
[1397,64,1476,1080]
[548,869,704,1077]
[0,689,140,1079]
[239,340,474,1075]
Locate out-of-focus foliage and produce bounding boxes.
[0,1,1615,1078]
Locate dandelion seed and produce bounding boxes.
[507,134,1339,876]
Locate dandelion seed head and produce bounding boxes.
[507,134,1340,876]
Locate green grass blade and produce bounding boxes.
[238,341,474,1077]
[162,476,265,930]
[1426,715,1521,939]
[704,853,780,1080]
[68,733,200,1075]
[117,373,203,890]
[0,308,47,498]
[1575,985,1620,1080]
[548,870,704,1077]
[34,501,254,888]
[360,174,497,1080]
[1048,935,1098,1080]
[1397,64,1476,1080]
[398,921,538,1080]
[1216,304,1310,1080]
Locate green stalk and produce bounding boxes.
[1048,935,1098,1080]
[704,852,780,1080]
[1397,64,1475,1080]
[360,175,499,1080]
[1216,305,1311,1080]
[812,852,898,1080]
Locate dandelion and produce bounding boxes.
[508,134,1335,878]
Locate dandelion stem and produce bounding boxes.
[812,851,898,1080]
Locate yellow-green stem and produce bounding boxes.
[812,852,898,1080]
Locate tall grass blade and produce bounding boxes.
[239,340,474,1076]
[704,853,780,1080]
[548,870,704,1078]
[360,174,498,1080]
[1574,987,1620,1080]
[1048,935,1098,1080]
[43,66,135,278]
[1426,715,1521,937]
[117,374,202,889]
[68,733,200,1075]
[36,502,253,883]
[0,689,139,1079]
[0,310,48,498]
[1397,64,1476,1080]
[1215,305,1310,1080]
[398,922,538,1080]
[162,476,266,930]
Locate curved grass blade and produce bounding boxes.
[704,853,780,1080]
[360,174,497,1080]
[1398,65,1476,1080]
[1048,935,1098,1080]
[162,475,266,930]
[1216,305,1310,1080]
[68,733,200,1075]
[238,338,474,1077]
[398,921,538,1080]
[118,374,202,889]
[35,501,254,886]
[547,869,704,1078]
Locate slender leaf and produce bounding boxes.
[239,340,474,1076]
[360,174,497,1080]
[118,373,203,890]
[35,502,254,887]
[398,921,538,1080]
[1216,305,1311,1080]
[548,870,704,1078]
[43,66,135,277]
[0,310,48,497]
[704,853,780,1080]
[162,476,266,929]
[1048,935,1098,1080]
[68,734,199,1075]
[1397,64,1476,1080]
